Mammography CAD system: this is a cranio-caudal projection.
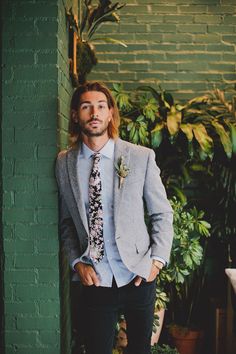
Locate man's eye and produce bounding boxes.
[81,105,90,110]
[98,105,106,109]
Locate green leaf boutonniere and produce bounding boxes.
[115,156,130,189]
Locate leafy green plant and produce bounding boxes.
[113,83,236,204]
[196,87,236,242]
[113,83,235,335]
[113,83,236,159]
[79,0,125,43]
[155,198,211,328]
[68,1,126,83]
[151,344,179,354]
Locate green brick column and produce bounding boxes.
[1,0,74,353]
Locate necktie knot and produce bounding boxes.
[93,152,101,160]
[93,152,101,165]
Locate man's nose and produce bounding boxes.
[91,106,98,117]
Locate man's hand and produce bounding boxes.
[134,263,160,286]
[147,263,160,281]
[74,262,100,287]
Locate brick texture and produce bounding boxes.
[88,0,236,100]
[1,0,74,353]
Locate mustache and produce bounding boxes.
[88,117,102,123]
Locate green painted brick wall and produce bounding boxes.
[1,0,73,353]
[88,0,236,99]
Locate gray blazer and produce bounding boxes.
[55,138,173,280]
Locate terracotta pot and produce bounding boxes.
[170,326,204,354]
[151,308,165,345]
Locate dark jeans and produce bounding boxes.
[82,278,156,354]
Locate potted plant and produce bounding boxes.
[112,83,235,352]
[67,1,126,84]
[149,197,211,352]
[154,198,211,354]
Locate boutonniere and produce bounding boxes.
[115,156,130,189]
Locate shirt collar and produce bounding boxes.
[81,139,115,160]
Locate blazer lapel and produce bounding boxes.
[67,145,89,235]
[113,138,130,228]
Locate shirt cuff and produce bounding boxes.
[151,256,166,267]
[71,256,93,271]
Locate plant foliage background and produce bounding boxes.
[113,83,236,330]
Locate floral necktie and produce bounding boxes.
[88,153,104,263]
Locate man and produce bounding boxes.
[55,81,173,354]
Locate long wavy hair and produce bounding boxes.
[69,81,120,144]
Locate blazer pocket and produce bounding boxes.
[135,238,151,255]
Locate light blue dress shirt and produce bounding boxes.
[72,139,165,287]
[73,139,135,287]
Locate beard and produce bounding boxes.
[79,118,110,137]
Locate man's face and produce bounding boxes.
[76,91,113,138]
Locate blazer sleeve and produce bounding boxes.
[143,150,174,263]
[55,156,81,265]
[58,193,81,265]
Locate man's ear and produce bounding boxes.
[109,107,114,122]
[71,109,78,123]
